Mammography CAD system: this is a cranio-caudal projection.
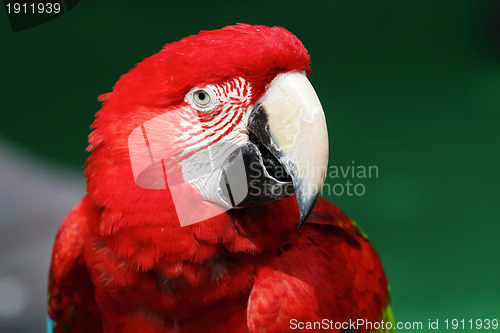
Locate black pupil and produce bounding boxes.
[198,91,206,101]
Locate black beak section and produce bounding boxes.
[247,106,320,229]
[219,119,294,208]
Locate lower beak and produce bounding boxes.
[247,71,329,228]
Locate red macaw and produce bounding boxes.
[48,24,393,333]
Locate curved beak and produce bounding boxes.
[248,71,329,228]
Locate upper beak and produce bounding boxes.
[248,71,329,228]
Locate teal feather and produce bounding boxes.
[46,315,55,333]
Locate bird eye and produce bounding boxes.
[193,89,211,107]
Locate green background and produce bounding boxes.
[1,0,499,331]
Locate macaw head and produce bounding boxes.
[86,24,328,233]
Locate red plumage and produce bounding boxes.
[48,24,391,332]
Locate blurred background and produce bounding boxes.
[1,0,499,331]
